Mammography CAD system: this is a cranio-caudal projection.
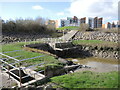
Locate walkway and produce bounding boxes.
[59,30,78,41]
[48,30,78,49]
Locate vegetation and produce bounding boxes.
[57,26,79,30]
[72,40,117,47]
[1,41,61,68]
[49,71,119,88]
[79,23,90,31]
[94,28,118,33]
[2,17,55,34]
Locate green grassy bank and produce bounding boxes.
[1,42,61,68]
[72,40,118,48]
[49,71,119,88]
[57,26,79,30]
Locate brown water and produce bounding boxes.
[67,57,119,72]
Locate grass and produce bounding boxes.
[72,40,118,48]
[49,71,119,88]
[1,41,61,68]
[57,26,79,30]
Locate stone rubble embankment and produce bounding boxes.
[73,31,118,42]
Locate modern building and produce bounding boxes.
[55,20,59,28]
[102,22,111,29]
[46,20,59,29]
[88,17,103,29]
[111,22,116,28]
[80,17,86,24]
[102,24,105,29]
[97,18,103,28]
[60,16,80,27]
[116,20,120,28]
[61,19,65,27]
[61,19,69,27]
[106,22,111,29]
[88,18,94,29]
[94,17,98,28]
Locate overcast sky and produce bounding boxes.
[0,0,119,24]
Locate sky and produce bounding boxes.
[0,0,119,24]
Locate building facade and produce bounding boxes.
[97,18,103,28]
[46,20,58,29]
[80,17,86,24]
[88,18,94,29]
[88,17,103,29]
[60,16,80,27]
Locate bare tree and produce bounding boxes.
[79,23,89,31]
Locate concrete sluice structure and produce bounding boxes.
[0,53,46,88]
[7,68,45,87]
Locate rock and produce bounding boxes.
[73,31,118,42]
[44,84,52,90]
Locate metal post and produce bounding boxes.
[19,61,22,87]
[63,29,65,42]
[25,39,26,46]
[29,39,31,44]
[0,65,2,89]
[34,39,36,44]
[8,65,10,79]
[44,58,46,76]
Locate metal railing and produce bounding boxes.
[0,52,46,87]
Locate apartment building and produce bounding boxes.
[106,22,111,29]
[102,21,119,29]
[46,20,58,29]
[80,17,86,24]
[102,22,111,29]
[116,20,120,28]
[88,18,94,29]
[60,16,80,27]
[97,18,103,28]
[112,22,116,28]
[61,19,69,27]
[88,17,103,29]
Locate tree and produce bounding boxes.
[79,23,89,31]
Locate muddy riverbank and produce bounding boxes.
[25,43,119,72]
[67,57,119,72]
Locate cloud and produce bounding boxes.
[57,12,64,16]
[0,0,72,2]
[67,0,119,22]
[32,5,44,10]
